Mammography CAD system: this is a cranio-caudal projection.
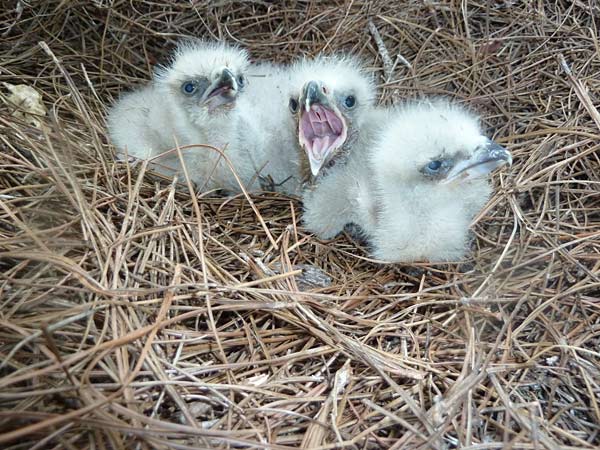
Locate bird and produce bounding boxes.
[107,40,252,192]
[223,54,380,198]
[288,55,378,182]
[228,61,303,195]
[300,107,390,240]
[287,55,381,237]
[368,100,512,262]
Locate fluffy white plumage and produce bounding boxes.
[369,100,511,262]
[290,55,381,237]
[231,62,302,195]
[215,54,381,197]
[289,55,377,110]
[107,40,254,192]
[302,99,511,261]
[301,108,390,239]
[288,54,377,182]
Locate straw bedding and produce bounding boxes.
[1,1,599,448]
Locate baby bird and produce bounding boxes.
[214,54,379,197]
[107,40,251,191]
[370,100,512,262]
[300,108,390,239]
[288,55,377,181]
[230,61,302,195]
[289,55,380,237]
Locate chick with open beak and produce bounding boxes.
[288,55,377,184]
[298,80,348,177]
[289,55,383,239]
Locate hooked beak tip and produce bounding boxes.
[309,157,323,177]
[486,140,512,166]
[302,80,329,112]
[201,69,239,110]
[490,143,512,166]
[220,68,237,91]
[443,141,512,184]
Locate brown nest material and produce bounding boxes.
[1,1,599,448]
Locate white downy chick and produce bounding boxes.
[289,55,378,182]
[221,55,379,197]
[230,61,302,195]
[285,55,379,237]
[301,107,391,239]
[107,40,251,191]
[370,100,512,262]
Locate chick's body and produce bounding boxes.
[289,55,380,236]
[301,108,389,239]
[233,62,302,195]
[107,84,178,159]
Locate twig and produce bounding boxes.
[368,19,394,81]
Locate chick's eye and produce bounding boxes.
[427,160,442,171]
[344,95,356,108]
[289,98,299,113]
[181,81,196,95]
[237,75,245,87]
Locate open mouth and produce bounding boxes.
[299,104,347,176]
[202,69,238,112]
[203,85,236,112]
[207,85,233,100]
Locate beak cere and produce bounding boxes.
[298,81,348,176]
[305,80,321,112]
[203,67,238,112]
[443,140,512,184]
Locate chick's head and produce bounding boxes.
[156,40,250,124]
[288,55,376,180]
[371,100,512,262]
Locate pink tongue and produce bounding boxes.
[306,105,343,137]
[323,108,343,134]
[312,136,330,159]
[313,122,326,136]
[310,109,323,125]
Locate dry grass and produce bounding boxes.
[1,1,600,448]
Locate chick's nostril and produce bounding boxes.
[322,86,328,94]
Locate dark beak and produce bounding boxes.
[444,139,512,184]
[483,140,512,166]
[216,68,236,92]
[301,80,331,112]
[205,68,236,98]
[202,68,238,110]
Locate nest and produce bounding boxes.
[1,1,599,448]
